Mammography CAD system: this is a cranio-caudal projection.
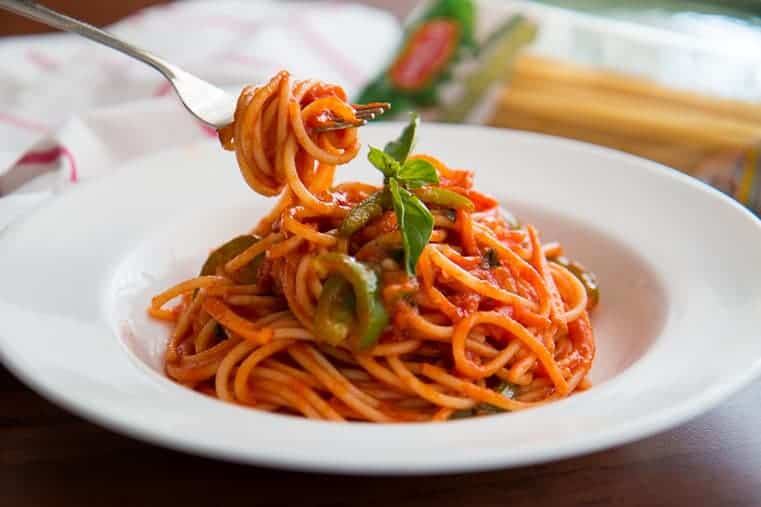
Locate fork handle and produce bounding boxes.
[0,0,180,80]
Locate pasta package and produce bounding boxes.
[358,0,761,215]
[358,0,539,124]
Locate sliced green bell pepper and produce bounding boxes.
[197,235,264,340]
[314,276,356,346]
[550,255,600,310]
[338,190,389,237]
[313,253,389,349]
[200,234,263,284]
[413,187,475,211]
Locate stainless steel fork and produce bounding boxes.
[0,0,390,130]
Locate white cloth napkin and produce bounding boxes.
[0,0,400,229]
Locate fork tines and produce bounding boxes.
[354,102,391,121]
[314,102,391,133]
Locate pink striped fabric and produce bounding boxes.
[17,146,78,182]
[25,49,59,71]
[0,0,399,220]
[0,113,49,133]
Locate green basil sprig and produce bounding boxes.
[388,179,433,274]
[367,113,438,274]
[383,113,420,164]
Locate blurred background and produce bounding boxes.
[2,0,761,213]
[2,1,761,35]
[0,1,415,33]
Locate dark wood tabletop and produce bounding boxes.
[2,1,761,506]
[3,365,760,506]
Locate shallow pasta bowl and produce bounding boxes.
[1,123,761,475]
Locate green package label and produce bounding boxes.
[357,0,537,123]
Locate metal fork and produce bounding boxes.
[0,0,390,131]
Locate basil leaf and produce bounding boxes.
[397,159,439,188]
[368,146,401,178]
[384,112,419,164]
[389,178,433,275]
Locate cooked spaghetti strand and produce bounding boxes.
[152,72,598,422]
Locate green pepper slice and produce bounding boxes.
[314,276,356,346]
[502,209,521,230]
[197,235,263,341]
[413,187,475,211]
[550,255,600,311]
[453,380,518,418]
[481,248,500,269]
[313,253,389,349]
[477,380,518,414]
[338,190,389,237]
[200,235,263,284]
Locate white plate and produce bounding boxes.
[2,124,761,475]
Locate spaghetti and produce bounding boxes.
[150,71,599,422]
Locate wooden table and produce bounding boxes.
[3,365,760,505]
[2,1,761,505]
